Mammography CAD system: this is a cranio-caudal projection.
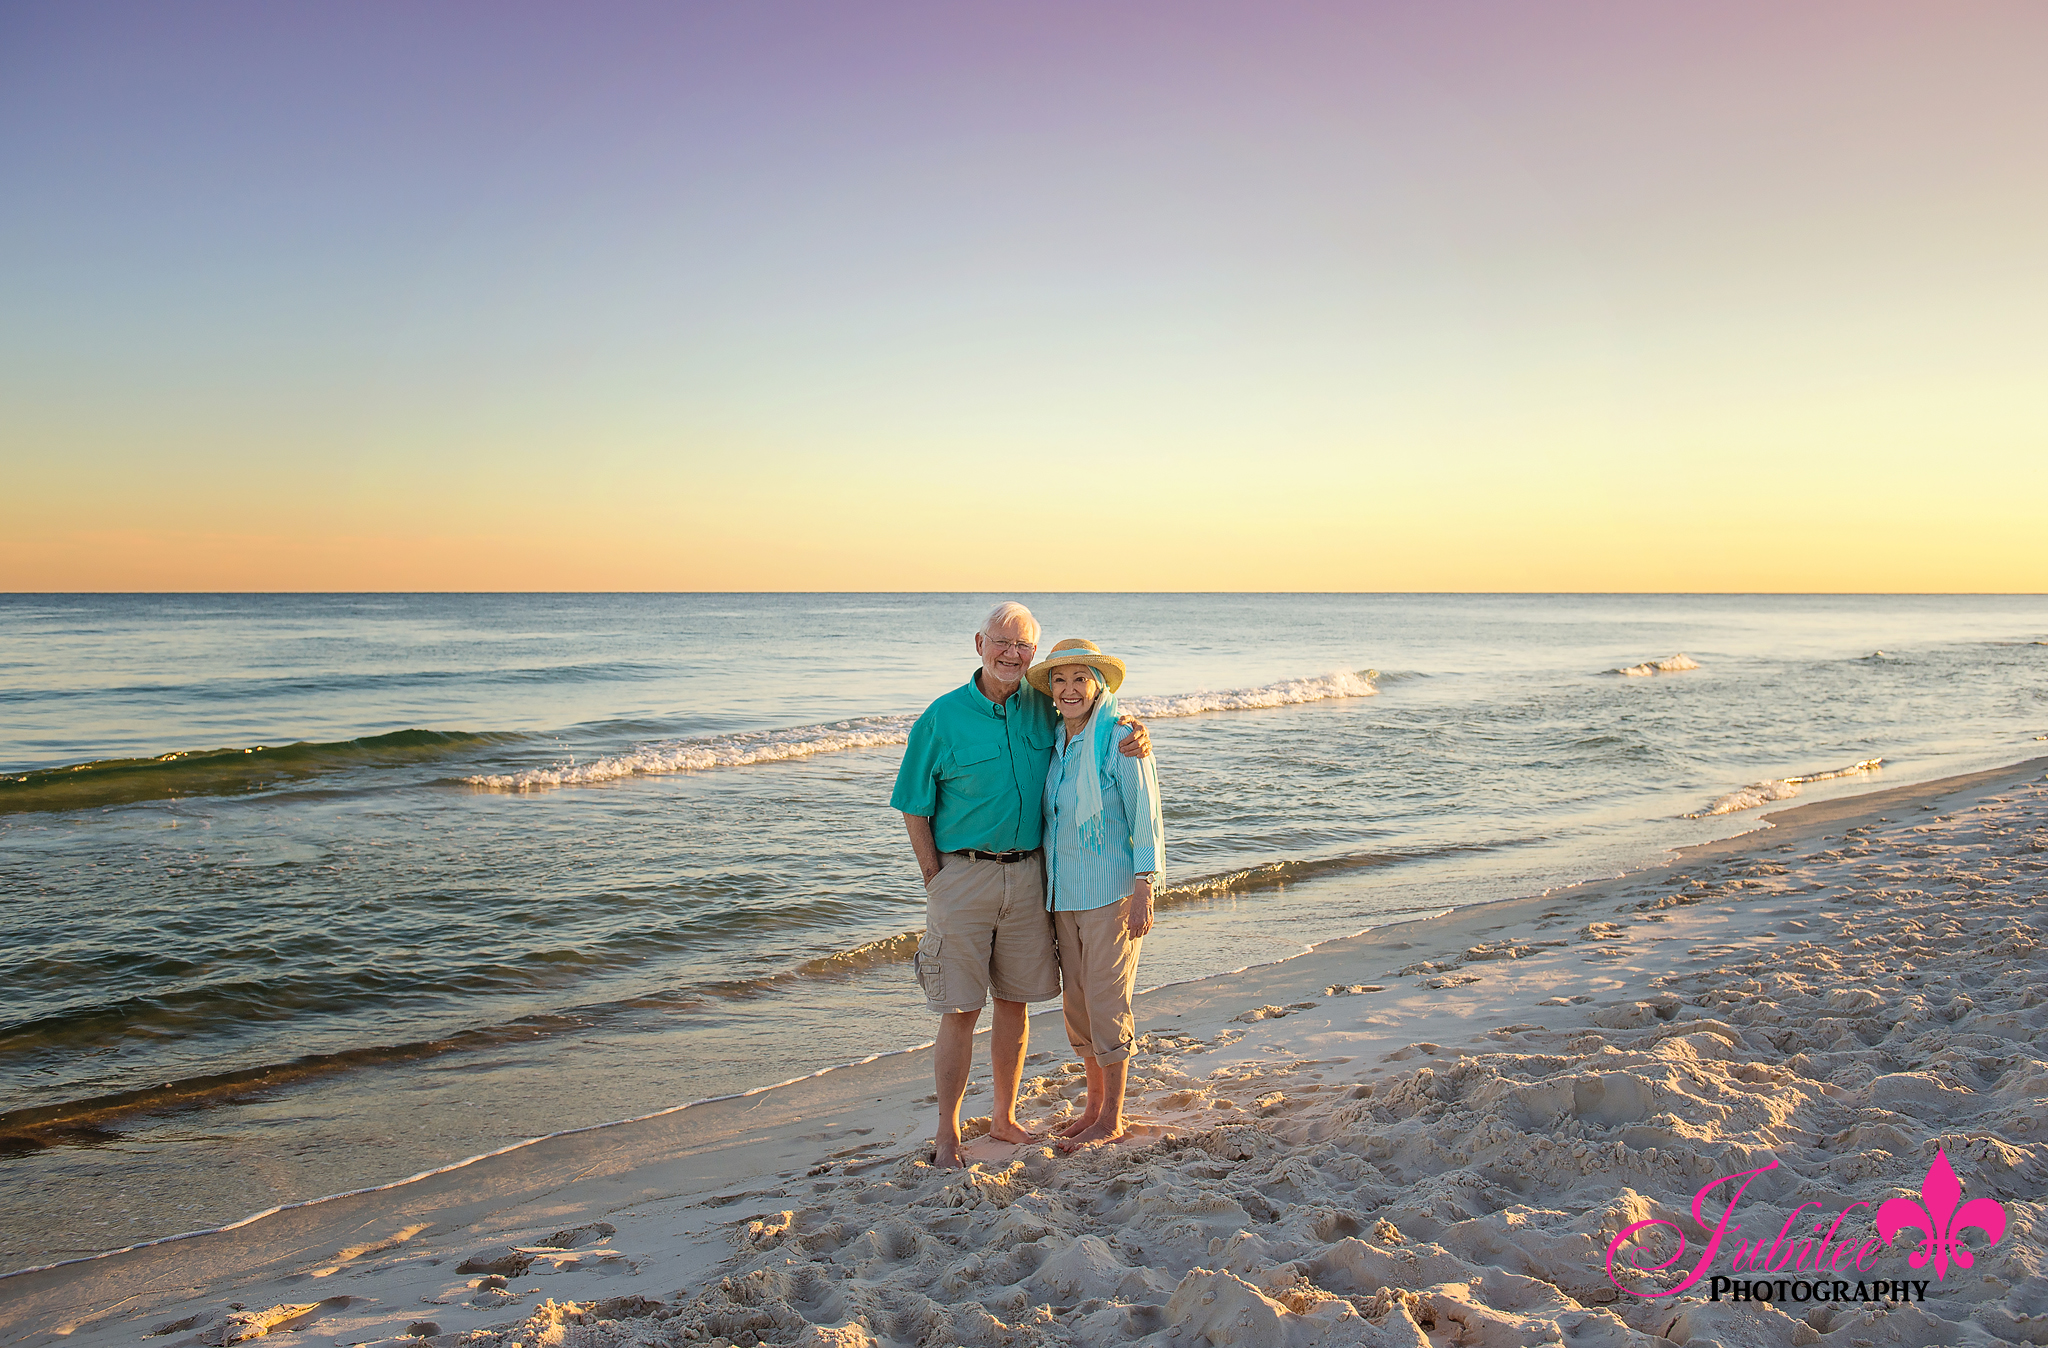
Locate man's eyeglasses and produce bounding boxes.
[982,638,1037,654]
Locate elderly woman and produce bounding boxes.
[1026,638,1164,1151]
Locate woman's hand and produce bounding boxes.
[1126,875,1155,939]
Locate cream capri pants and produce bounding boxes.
[1054,899,1144,1065]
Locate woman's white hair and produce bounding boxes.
[980,601,1040,641]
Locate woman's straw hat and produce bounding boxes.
[1026,638,1128,696]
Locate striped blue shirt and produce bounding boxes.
[1043,720,1163,911]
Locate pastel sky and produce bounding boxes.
[4,2,2044,591]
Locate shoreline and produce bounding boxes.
[0,835,1463,1153]
[6,754,2044,1347]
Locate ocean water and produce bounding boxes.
[2,592,2044,1264]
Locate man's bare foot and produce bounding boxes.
[934,1136,968,1169]
[1058,1111,1099,1139]
[986,1119,1036,1145]
[1056,1119,1128,1152]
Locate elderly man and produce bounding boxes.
[891,601,1152,1168]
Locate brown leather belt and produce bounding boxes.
[960,849,1034,864]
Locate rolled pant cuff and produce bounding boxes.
[1069,1036,1135,1065]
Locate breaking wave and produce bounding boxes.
[795,930,923,979]
[1153,841,1495,907]
[0,730,512,815]
[763,840,1510,979]
[1686,758,1885,818]
[1121,669,1378,718]
[464,716,916,790]
[1606,654,1700,677]
[466,668,1379,792]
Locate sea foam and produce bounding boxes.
[465,668,1378,792]
[464,716,915,790]
[1121,668,1378,718]
[1687,757,1884,817]
[1608,653,1700,677]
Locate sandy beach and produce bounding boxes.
[6,757,2043,1348]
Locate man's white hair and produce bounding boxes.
[980,601,1040,641]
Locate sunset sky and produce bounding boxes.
[4,2,2044,592]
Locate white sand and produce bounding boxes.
[6,759,2044,1348]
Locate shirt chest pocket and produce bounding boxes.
[945,740,1001,778]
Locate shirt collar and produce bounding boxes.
[969,668,1021,716]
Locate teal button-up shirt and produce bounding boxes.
[890,670,1059,854]
[1044,719,1164,911]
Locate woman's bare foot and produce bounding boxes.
[986,1119,1036,1145]
[935,1134,968,1169]
[1057,1110,1099,1139]
[1055,1118,1128,1152]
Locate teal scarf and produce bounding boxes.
[1067,678,1120,854]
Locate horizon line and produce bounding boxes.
[6,590,2047,599]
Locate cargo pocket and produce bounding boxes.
[913,931,946,1005]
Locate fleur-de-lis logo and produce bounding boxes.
[1875,1148,2008,1281]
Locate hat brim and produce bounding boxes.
[1026,650,1127,696]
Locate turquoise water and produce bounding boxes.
[2,593,2044,1262]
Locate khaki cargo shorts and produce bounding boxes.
[914,851,1059,1014]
